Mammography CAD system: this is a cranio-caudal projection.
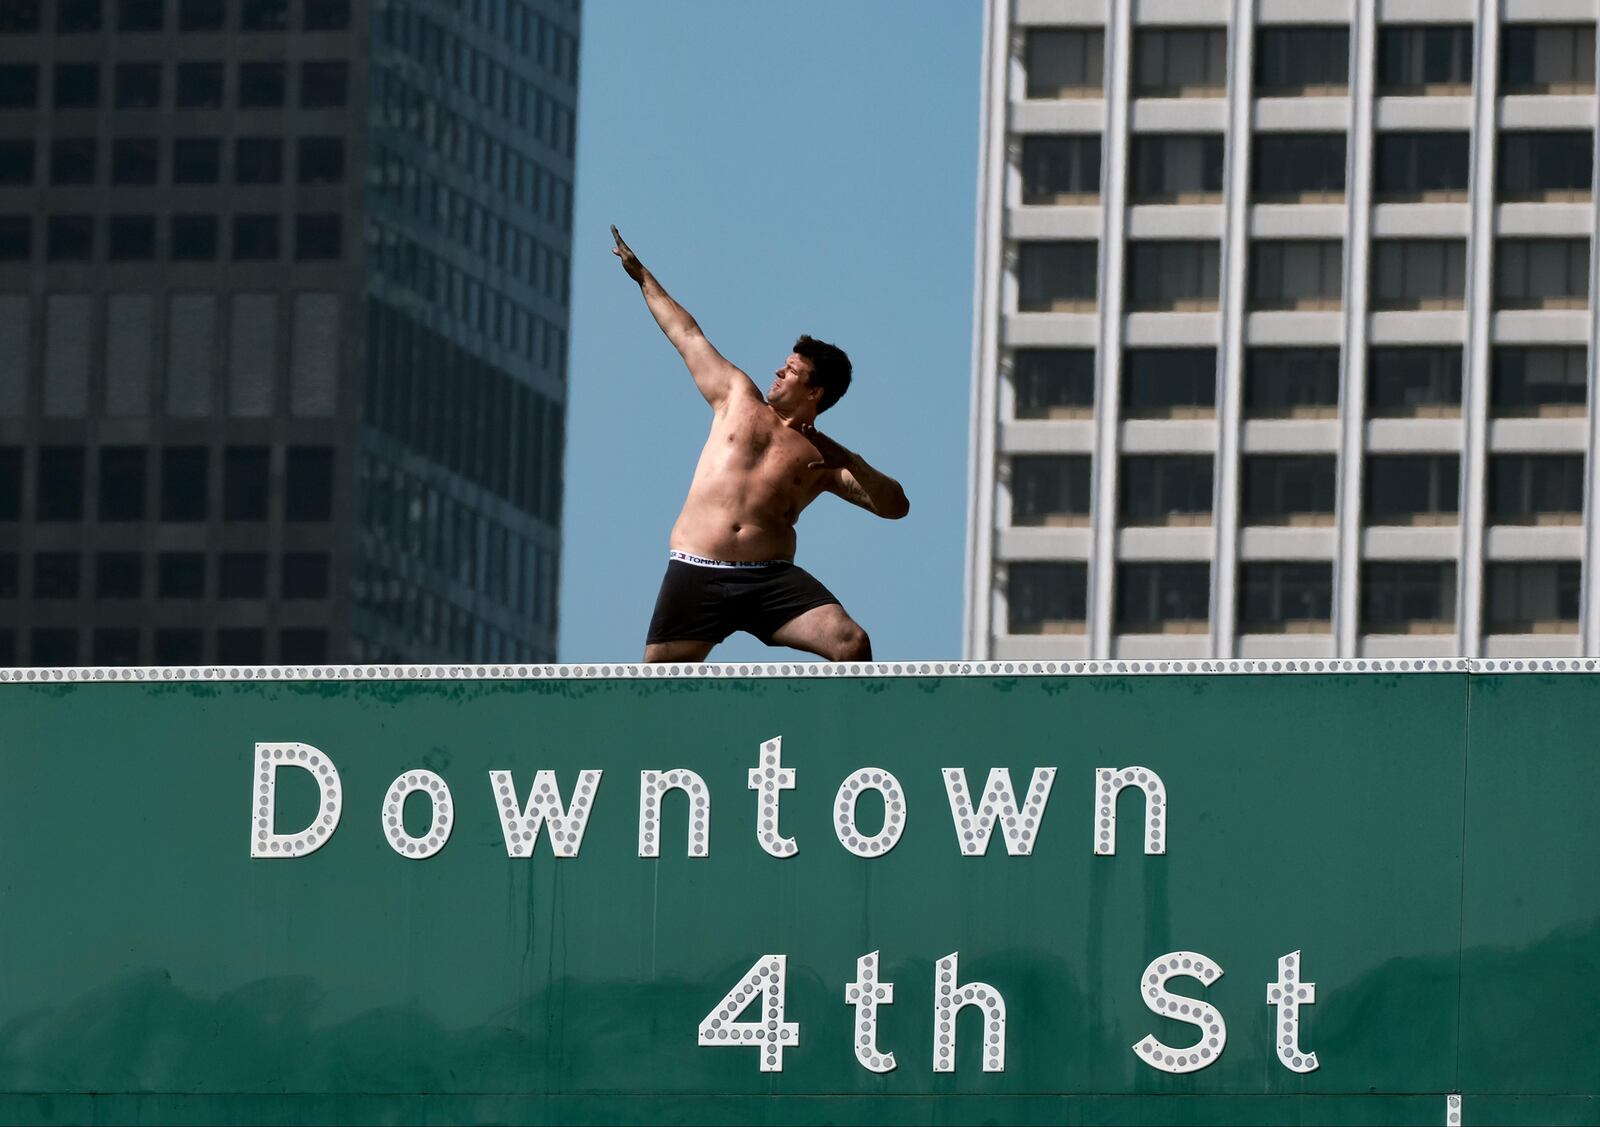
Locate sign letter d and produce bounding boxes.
[250,742,343,858]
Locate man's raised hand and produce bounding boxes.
[612,225,646,284]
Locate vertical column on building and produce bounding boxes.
[964,0,1013,661]
[1089,0,1133,658]
[1211,3,1256,659]
[1582,24,1600,656]
[1334,0,1379,656]
[1460,1,1502,658]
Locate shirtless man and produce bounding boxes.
[612,226,910,663]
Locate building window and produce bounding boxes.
[1251,133,1345,201]
[1242,456,1337,525]
[1377,25,1473,94]
[280,628,328,662]
[1011,456,1091,526]
[53,62,100,108]
[1499,132,1593,201]
[0,2,41,32]
[32,629,78,665]
[0,448,20,519]
[1239,563,1333,633]
[49,138,94,184]
[160,446,208,521]
[241,0,288,31]
[294,213,342,260]
[1021,135,1100,204]
[108,215,156,260]
[176,61,224,108]
[173,138,221,183]
[217,628,264,663]
[117,0,163,31]
[1362,563,1456,634]
[1012,349,1094,418]
[1121,455,1213,525]
[1248,240,1343,310]
[1366,455,1460,524]
[219,552,267,597]
[286,445,333,520]
[179,0,224,31]
[1368,348,1463,417]
[171,214,218,260]
[238,61,286,107]
[98,446,146,519]
[46,215,92,261]
[1025,28,1103,99]
[304,0,350,31]
[1116,563,1210,633]
[158,551,205,597]
[34,552,80,598]
[1017,241,1098,312]
[297,136,344,184]
[1501,24,1597,94]
[300,60,348,107]
[154,629,203,664]
[1126,241,1220,311]
[234,136,283,183]
[1122,348,1215,417]
[95,551,142,599]
[1489,454,1584,524]
[1492,346,1586,417]
[0,65,38,108]
[114,62,161,108]
[1370,239,1467,310]
[0,216,30,260]
[38,447,85,520]
[1255,26,1349,95]
[58,0,101,32]
[1374,133,1470,201]
[282,552,330,598]
[1130,134,1223,202]
[231,214,279,261]
[1245,348,1341,418]
[1133,28,1228,97]
[1495,239,1589,310]
[0,554,14,596]
[1486,562,1581,634]
[0,139,33,185]
[111,138,158,185]
[1007,562,1088,634]
[223,445,269,519]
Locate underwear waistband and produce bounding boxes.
[670,550,791,570]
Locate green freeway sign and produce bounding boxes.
[0,662,1596,1125]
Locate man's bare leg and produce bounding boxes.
[767,604,872,662]
[644,639,716,663]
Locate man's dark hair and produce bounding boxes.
[794,335,852,413]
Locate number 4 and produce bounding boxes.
[698,954,800,1071]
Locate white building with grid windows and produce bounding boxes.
[965,0,1600,661]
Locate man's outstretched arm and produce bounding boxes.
[798,421,911,520]
[612,226,756,409]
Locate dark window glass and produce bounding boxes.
[95,552,142,599]
[179,0,224,30]
[1116,563,1211,630]
[0,630,13,665]
[1248,240,1344,309]
[0,216,30,260]
[1239,563,1334,631]
[286,446,333,520]
[1502,24,1597,92]
[1488,454,1585,521]
[114,62,161,108]
[234,136,282,183]
[1133,28,1229,95]
[111,138,158,184]
[1366,456,1461,521]
[1374,133,1471,198]
[172,137,221,183]
[0,448,19,519]
[280,628,328,662]
[1013,349,1095,418]
[1024,28,1104,97]
[34,552,81,597]
[98,446,146,519]
[304,0,350,31]
[176,61,224,108]
[1021,135,1100,202]
[238,61,286,107]
[45,140,95,187]
[1368,348,1463,415]
[282,552,330,598]
[1495,238,1590,308]
[171,213,218,260]
[1131,134,1224,200]
[1371,240,1468,309]
[1120,455,1214,523]
[242,0,288,30]
[0,139,34,185]
[1377,26,1474,91]
[118,0,163,31]
[0,66,38,108]
[300,60,347,107]
[1255,27,1349,92]
[45,215,92,260]
[1245,348,1341,417]
[297,136,344,183]
[219,552,267,597]
[231,214,279,261]
[33,629,78,664]
[217,628,264,663]
[1127,241,1221,311]
[0,2,41,32]
[1122,349,1216,416]
[1242,456,1337,522]
[223,446,269,519]
[1492,346,1587,415]
[1499,132,1594,199]
[53,63,100,108]
[294,213,342,260]
[1017,241,1098,311]
[1361,563,1456,630]
[1007,562,1089,633]
[154,628,203,664]
[158,551,205,597]
[1011,456,1092,524]
[160,446,208,521]
[1486,562,1582,631]
[58,0,102,32]
[0,554,15,596]
[108,214,156,260]
[1252,133,1346,199]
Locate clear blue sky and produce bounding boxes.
[560,1,984,662]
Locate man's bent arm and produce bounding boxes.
[829,450,911,520]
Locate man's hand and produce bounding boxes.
[796,421,853,471]
[612,225,646,284]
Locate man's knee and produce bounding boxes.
[832,623,871,662]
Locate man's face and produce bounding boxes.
[769,353,818,411]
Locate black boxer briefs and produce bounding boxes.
[646,553,842,646]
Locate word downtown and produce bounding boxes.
[252,736,1320,1077]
